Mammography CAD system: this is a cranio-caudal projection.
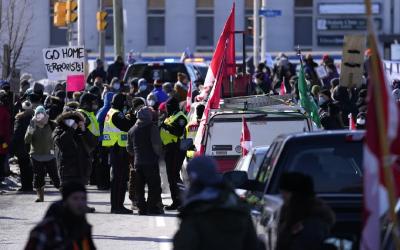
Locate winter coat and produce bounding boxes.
[52,111,89,182]
[0,106,11,155]
[276,198,335,250]
[332,86,358,124]
[10,109,34,157]
[127,120,162,166]
[96,92,114,137]
[24,121,56,160]
[87,67,107,84]
[25,200,96,250]
[152,86,169,104]
[173,183,262,250]
[106,61,125,83]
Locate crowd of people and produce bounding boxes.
[0,51,399,249]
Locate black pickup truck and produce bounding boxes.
[225,131,364,250]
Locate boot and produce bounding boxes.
[35,187,44,202]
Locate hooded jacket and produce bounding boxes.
[174,182,261,250]
[52,111,89,181]
[0,105,11,155]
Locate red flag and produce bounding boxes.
[240,116,252,156]
[348,113,356,130]
[194,4,236,154]
[279,80,286,96]
[361,1,400,249]
[186,81,193,113]
[198,3,235,100]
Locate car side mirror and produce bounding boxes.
[223,171,249,189]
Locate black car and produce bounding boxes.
[225,130,364,249]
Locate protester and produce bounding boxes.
[303,54,320,87]
[110,77,123,93]
[87,58,107,85]
[10,91,42,192]
[25,181,96,250]
[107,56,125,83]
[146,92,159,110]
[311,85,320,105]
[276,172,335,250]
[320,102,344,130]
[321,54,339,89]
[0,90,11,180]
[160,97,188,210]
[152,79,169,104]
[162,82,174,98]
[135,78,151,99]
[332,85,358,125]
[129,78,139,97]
[24,106,60,202]
[44,95,64,121]
[173,156,263,250]
[102,93,135,214]
[127,107,163,215]
[272,54,294,93]
[53,110,87,185]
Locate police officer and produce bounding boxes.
[160,97,188,210]
[77,93,100,184]
[102,93,135,214]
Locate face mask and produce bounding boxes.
[318,96,327,106]
[357,118,366,126]
[64,119,76,128]
[36,113,45,121]
[113,83,120,90]
[147,100,155,107]
[139,85,147,92]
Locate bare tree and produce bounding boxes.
[1,0,33,80]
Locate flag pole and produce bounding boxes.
[365,0,400,248]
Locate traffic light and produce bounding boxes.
[96,11,108,31]
[54,2,66,27]
[66,0,78,24]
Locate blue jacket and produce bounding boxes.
[152,86,169,104]
[96,92,114,137]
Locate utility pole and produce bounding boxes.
[98,0,105,62]
[253,0,260,67]
[260,0,267,63]
[113,0,124,58]
[77,0,84,46]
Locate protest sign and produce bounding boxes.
[383,60,400,82]
[339,35,366,88]
[66,75,85,92]
[315,66,328,79]
[42,46,85,81]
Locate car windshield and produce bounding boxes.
[235,148,268,180]
[278,139,363,194]
[126,63,188,83]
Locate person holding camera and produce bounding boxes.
[25,106,60,202]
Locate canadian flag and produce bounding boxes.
[194,4,235,154]
[186,81,193,113]
[240,116,252,156]
[197,3,236,101]
[361,3,400,249]
[348,113,356,130]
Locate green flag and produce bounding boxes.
[298,62,322,128]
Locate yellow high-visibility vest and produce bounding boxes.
[77,109,100,137]
[160,111,188,145]
[102,108,128,147]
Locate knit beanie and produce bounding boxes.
[61,180,87,201]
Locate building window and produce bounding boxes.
[147,0,165,46]
[196,0,214,47]
[294,1,313,47]
[245,0,254,48]
[295,0,313,7]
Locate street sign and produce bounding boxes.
[259,9,282,17]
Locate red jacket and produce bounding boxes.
[0,105,11,155]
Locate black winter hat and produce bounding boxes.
[279,172,315,197]
[166,97,179,114]
[55,90,66,100]
[111,93,126,107]
[61,180,87,201]
[187,156,222,186]
[79,93,97,106]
